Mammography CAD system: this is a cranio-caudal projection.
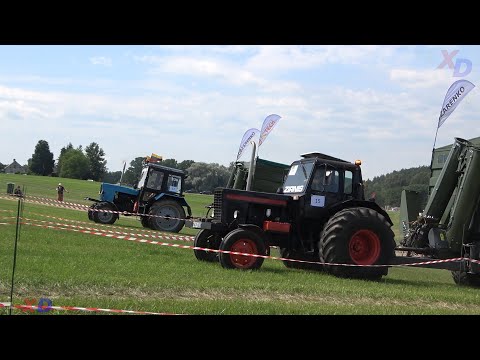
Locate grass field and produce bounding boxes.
[1,173,479,315]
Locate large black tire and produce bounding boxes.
[451,271,480,287]
[219,228,266,270]
[140,215,150,228]
[194,229,220,262]
[319,207,395,280]
[279,248,323,271]
[92,202,118,225]
[148,200,186,233]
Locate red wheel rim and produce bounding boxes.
[348,229,381,265]
[230,238,258,268]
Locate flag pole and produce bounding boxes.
[429,121,440,177]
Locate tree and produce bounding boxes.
[85,142,107,181]
[178,160,195,171]
[59,149,89,179]
[103,171,122,184]
[56,143,74,175]
[122,157,145,187]
[0,162,5,172]
[185,162,230,192]
[30,140,54,176]
[161,158,178,169]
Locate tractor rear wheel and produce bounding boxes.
[92,202,118,225]
[279,248,323,271]
[319,207,395,280]
[451,271,480,287]
[219,228,266,270]
[194,229,220,262]
[148,200,186,233]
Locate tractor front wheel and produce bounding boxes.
[219,228,266,270]
[92,202,118,225]
[140,215,150,228]
[87,204,96,221]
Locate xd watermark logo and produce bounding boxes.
[437,50,472,77]
[20,298,53,313]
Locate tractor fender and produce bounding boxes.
[153,193,190,209]
[98,200,121,213]
[327,199,393,226]
[237,224,265,239]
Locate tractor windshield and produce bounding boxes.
[282,161,314,193]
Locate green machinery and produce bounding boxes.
[399,137,480,286]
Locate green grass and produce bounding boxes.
[1,174,479,315]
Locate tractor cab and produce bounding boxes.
[279,152,365,217]
[133,163,186,213]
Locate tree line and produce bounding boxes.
[364,165,430,208]
[23,140,108,181]
[3,139,431,199]
[4,139,235,192]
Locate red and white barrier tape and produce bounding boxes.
[26,211,181,236]
[18,217,194,242]
[1,194,195,223]
[23,194,91,208]
[0,195,88,212]
[11,220,480,268]
[0,302,180,315]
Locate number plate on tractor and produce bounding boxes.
[193,221,203,228]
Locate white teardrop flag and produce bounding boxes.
[438,79,475,128]
[236,128,260,161]
[258,114,281,147]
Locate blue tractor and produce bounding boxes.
[86,160,191,233]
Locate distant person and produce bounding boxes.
[56,183,68,201]
[13,185,23,197]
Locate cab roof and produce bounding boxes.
[146,162,186,175]
[300,152,349,163]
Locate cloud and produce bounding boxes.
[390,68,452,88]
[245,45,400,72]
[90,56,112,67]
[136,55,300,92]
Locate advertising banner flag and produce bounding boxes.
[438,79,475,128]
[259,114,281,146]
[236,128,260,160]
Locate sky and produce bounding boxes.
[0,45,479,180]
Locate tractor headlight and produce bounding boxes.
[234,210,239,219]
[266,208,271,217]
[211,209,215,218]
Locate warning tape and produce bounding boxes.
[0,302,180,315]
[26,211,179,236]
[18,217,194,242]
[0,194,195,222]
[23,195,90,208]
[0,195,88,212]
[11,220,479,268]
[4,198,479,268]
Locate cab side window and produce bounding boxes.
[344,170,353,194]
[324,170,339,193]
